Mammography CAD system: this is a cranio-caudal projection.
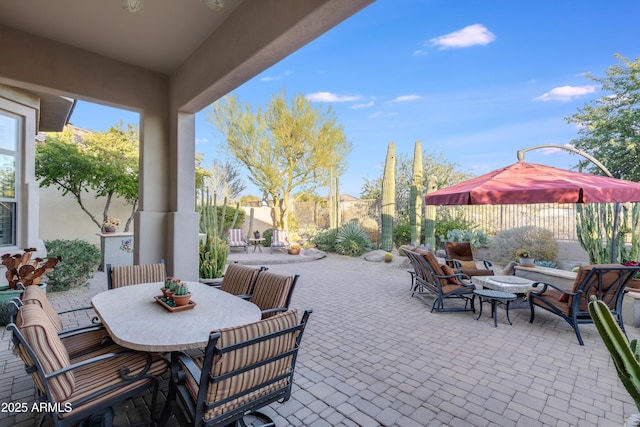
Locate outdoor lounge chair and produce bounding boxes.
[158,309,312,427]
[444,241,494,277]
[8,304,167,427]
[227,228,248,253]
[528,264,640,345]
[249,271,299,318]
[219,263,267,296]
[270,229,290,253]
[405,248,476,313]
[106,262,166,289]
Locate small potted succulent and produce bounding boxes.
[102,217,120,233]
[172,282,191,306]
[516,249,535,266]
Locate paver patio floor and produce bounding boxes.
[1,252,638,426]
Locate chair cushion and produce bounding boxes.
[184,310,299,421]
[271,230,288,247]
[111,263,166,288]
[16,304,75,402]
[440,264,462,285]
[419,250,449,287]
[445,242,474,261]
[228,229,247,247]
[221,264,260,296]
[250,272,293,317]
[22,284,64,332]
[458,260,478,270]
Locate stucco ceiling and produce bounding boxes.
[0,0,243,75]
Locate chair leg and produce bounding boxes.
[573,323,585,346]
[529,301,535,323]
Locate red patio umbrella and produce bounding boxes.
[424,161,640,206]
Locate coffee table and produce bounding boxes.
[249,237,265,253]
[473,289,517,327]
[471,275,535,294]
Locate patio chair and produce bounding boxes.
[159,309,312,427]
[270,229,290,254]
[107,261,166,289]
[219,263,267,297]
[405,248,476,313]
[8,304,168,427]
[227,228,248,253]
[528,264,640,345]
[444,241,494,277]
[249,271,299,318]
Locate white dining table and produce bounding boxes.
[91,281,262,352]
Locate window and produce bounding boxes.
[0,112,17,246]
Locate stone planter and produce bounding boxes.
[628,278,640,291]
[288,247,301,255]
[199,277,223,286]
[518,257,535,267]
[0,283,47,326]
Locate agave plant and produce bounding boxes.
[335,222,371,257]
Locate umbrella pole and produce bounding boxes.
[611,202,620,264]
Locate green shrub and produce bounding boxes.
[444,229,490,248]
[312,228,338,252]
[393,217,412,247]
[335,222,371,257]
[198,204,245,234]
[44,239,101,292]
[535,260,558,268]
[489,226,558,266]
[434,209,476,248]
[262,229,274,247]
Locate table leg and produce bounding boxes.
[505,301,512,325]
[492,300,498,328]
[476,297,483,321]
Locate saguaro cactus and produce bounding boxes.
[424,175,437,249]
[409,141,423,246]
[381,142,396,252]
[589,296,640,412]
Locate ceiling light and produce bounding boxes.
[202,0,225,10]
[122,0,143,12]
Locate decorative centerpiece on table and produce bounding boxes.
[158,278,194,310]
[253,230,261,239]
[622,260,640,291]
[102,217,120,233]
[516,249,535,266]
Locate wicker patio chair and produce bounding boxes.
[8,304,167,427]
[249,271,299,318]
[528,264,640,345]
[444,241,494,277]
[107,262,166,289]
[159,309,312,427]
[405,248,476,313]
[227,229,248,253]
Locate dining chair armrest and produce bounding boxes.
[173,352,203,388]
[237,294,252,300]
[57,323,106,340]
[57,305,95,315]
[530,281,570,295]
[260,307,288,316]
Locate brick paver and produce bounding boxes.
[1,251,639,426]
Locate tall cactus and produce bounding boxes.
[381,142,396,252]
[424,175,437,249]
[247,207,255,238]
[588,296,640,412]
[409,141,423,246]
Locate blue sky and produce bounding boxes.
[69,0,640,198]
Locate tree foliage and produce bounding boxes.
[566,54,640,181]
[201,159,246,200]
[360,151,473,205]
[35,124,139,230]
[206,92,351,229]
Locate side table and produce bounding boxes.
[473,289,517,327]
[249,238,265,253]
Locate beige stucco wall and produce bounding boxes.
[38,186,133,246]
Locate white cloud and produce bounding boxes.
[367,111,399,119]
[413,49,428,57]
[195,138,209,144]
[305,92,361,102]
[350,101,375,109]
[392,94,422,103]
[430,24,496,49]
[259,70,292,82]
[533,85,597,102]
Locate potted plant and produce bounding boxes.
[516,249,535,266]
[288,243,301,255]
[102,217,120,233]
[172,282,191,306]
[623,261,640,291]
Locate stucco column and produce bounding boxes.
[166,112,199,280]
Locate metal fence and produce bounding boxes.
[291,200,582,242]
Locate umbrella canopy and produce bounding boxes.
[424,161,640,206]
